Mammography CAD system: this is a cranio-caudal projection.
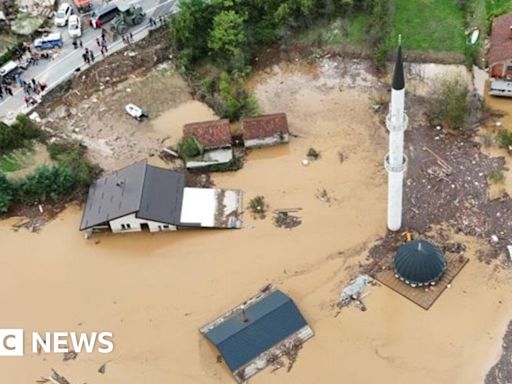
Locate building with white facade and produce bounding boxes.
[80,160,243,236]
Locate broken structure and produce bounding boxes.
[488,13,512,80]
[200,289,313,383]
[182,119,233,169]
[241,113,289,148]
[79,160,243,236]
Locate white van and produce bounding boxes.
[54,3,72,27]
[68,14,82,38]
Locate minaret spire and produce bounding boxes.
[392,41,404,90]
[385,37,408,231]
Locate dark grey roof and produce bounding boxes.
[204,290,308,373]
[393,240,446,285]
[137,165,184,224]
[392,45,405,90]
[80,160,185,230]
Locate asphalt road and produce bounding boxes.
[0,0,177,121]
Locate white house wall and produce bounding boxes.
[186,148,233,169]
[245,133,289,148]
[109,213,177,233]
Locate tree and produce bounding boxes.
[208,10,248,69]
[0,173,14,213]
[426,74,470,131]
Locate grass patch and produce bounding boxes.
[0,146,35,173]
[489,169,505,183]
[392,0,466,53]
[296,14,370,46]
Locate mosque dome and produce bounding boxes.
[393,240,446,287]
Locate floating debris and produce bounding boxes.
[273,211,302,229]
[62,350,78,362]
[337,275,373,310]
[98,363,107,374]
[49,369,71,384]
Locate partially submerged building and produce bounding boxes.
[393,239,447,287]
[241,113,289,148]
[488,13,512,80]
[182,119,233,169]
[79,160,242,236]
[200,289,313,383]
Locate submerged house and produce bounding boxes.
[182,119,233,169]
[488,13,512,80]
[393,240,447,287]
[200,289,313,383]
[79,160,242,236]
[241,113,289,148]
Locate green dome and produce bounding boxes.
[393,240,446,287]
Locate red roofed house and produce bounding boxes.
[241,113,290,148]
[488,13,512,80]
[182,119,234,169]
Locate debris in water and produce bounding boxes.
[63,350,78,362]
[316,189,331,204]
[306,147,320,160]
[98,363,107,374]
[301,159,310,166]
[49,369,71,384]
[273,211,302,229]
[337,275,373,310]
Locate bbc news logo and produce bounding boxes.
[0,329,113,356]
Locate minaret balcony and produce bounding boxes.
[384,154,408,173]
[386,113,408,132]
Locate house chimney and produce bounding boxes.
[240,305,249,323]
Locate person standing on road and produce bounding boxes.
[73,40,78,49]
[82,52,88,64]
[79,39,83,48]
[89,49,95,63]
[96,37,101,47]
[129,32,133,43]
[6,87,13,96]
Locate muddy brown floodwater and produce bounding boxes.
[1,58,512,384]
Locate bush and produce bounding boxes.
[488,170,505,184]
[178,136,203,159]
[0,173,14,213]
[199,72,260,121]
[249,195,266,216]
[16,163,78,204]
[426,74,470,131]
[0,114,44,154]
[496,129,512,149]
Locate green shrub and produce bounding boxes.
[426,74,470,131]
[0,114,44,154]
[249,195,266,215]
[178,136,204,159]
[0,173,14,213]
[496,129,512,149]
[16,163,77,204]
[488,170,505,184]
[206,157,243,172]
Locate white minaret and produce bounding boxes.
[385,41,408,231]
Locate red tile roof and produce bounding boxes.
[241,113,289,140]
[488,13,512,65]
[183,119,231,149]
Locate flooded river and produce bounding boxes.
[1,59,511,383]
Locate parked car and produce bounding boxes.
[34,33,64,50]
[0,60,21,84]
[89,2,120,28]
[68,14,82,38]
[54,3,72,27]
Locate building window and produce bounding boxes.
[121,224,126,230]
[126,223,131,229]
[163,225,169,229]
